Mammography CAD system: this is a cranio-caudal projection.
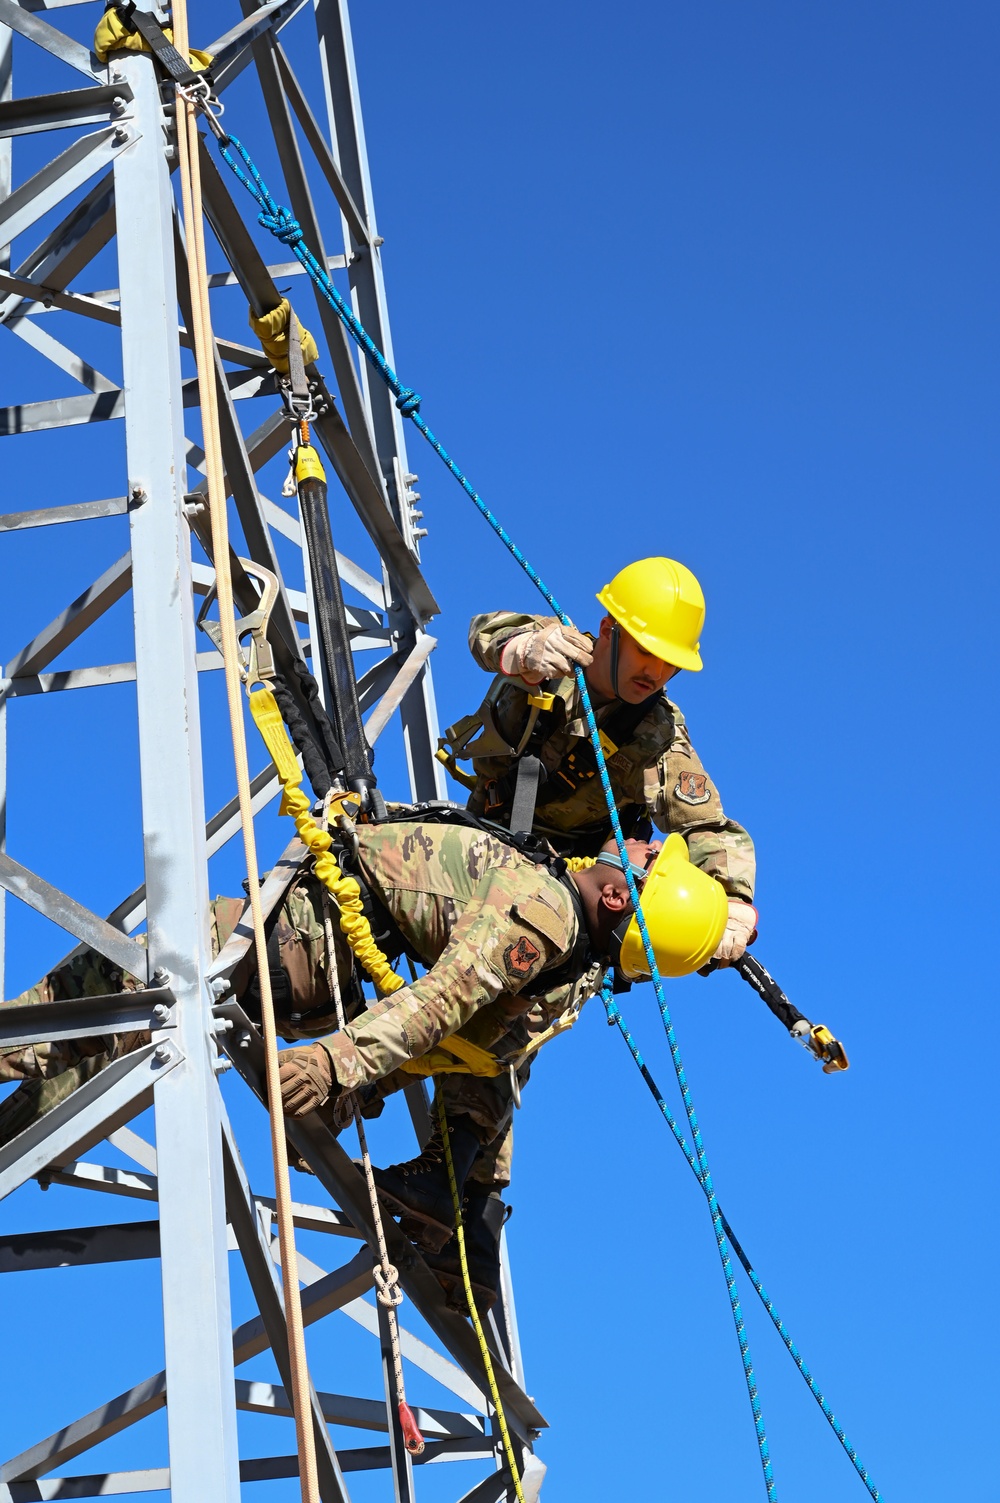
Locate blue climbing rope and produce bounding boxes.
[216,130,777,1498]
[213,127,876,1502]
[601,976,880,1501]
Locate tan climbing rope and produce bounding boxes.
[170,13,319,1499]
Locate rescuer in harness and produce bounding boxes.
[397,557,759,1301]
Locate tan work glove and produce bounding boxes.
[279,1043,335,1117]
[712,901,758,966]
[499,622,594,682]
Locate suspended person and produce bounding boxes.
[395,557,759,1305]
[274,814,727,1309]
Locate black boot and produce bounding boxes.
[372,1114,481,1252]
[425,1187,510,1314]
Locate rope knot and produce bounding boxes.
[259,207,303,248]
[374,1263,403,1307]
[395,387,421,416]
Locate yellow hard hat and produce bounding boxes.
[596,558,705,672]
[616,834,728,979]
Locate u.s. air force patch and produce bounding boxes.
[675,771,712,805]
[504,936,541,979]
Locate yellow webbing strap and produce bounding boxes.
[249,298,319,374]
[93,9,212,67]
[398,1033,505,1079]
[248,686,406,996]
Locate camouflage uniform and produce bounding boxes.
[440,611,755,899]
[321,820,599,1095]
[0,823,599,1175]
[433,610,759,1187]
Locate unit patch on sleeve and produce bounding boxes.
[675,771,712,805]
[503,936,542,979]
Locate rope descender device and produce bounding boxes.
[734,953,849,1074]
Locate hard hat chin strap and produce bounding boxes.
[610,621,621,700]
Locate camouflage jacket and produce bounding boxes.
[438,611,754,900]
[321,818,602,1092]
[355,818,589,1004]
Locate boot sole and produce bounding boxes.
[427,1265,498,1315]
[373,1186,454,1253]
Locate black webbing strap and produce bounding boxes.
[509,753,543,837]
[110,2,208,87]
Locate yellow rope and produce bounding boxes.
[564,856,595,871]
[249,686,405,995]
[436,1094,527,1503]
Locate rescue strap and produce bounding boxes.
[437,1094,527,1503]
[94,3,212,82]
[600,979,880,1501]
[397,1032,504,1080]
[248,681,406,997]
[508,751,543,838]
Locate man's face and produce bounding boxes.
[596,837,661,901]
[596,618,679,703]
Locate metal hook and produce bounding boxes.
[196,560,279,692]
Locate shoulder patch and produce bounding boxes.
[512,896,570,947]
[504,936,542,979]
[675,771,712,805]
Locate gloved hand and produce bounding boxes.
[711,901,758,967]
[278,1043,336,1117]
[499,622,594,682]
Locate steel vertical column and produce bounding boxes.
[114,53,240,1500]
[0,20,10,273]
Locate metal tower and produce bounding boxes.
[0,1,544,1496]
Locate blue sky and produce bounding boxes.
[1,1,998,1500]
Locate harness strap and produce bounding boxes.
[509,752,542,836]
[397,1033,505,1079]
[109,2,208,85]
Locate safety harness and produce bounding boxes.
[441,669,673,850]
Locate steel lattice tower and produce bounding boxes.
[0,1,544,1496]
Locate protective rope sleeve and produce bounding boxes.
[269,658,344,800]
